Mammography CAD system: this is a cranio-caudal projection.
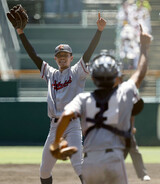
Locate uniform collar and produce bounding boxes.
[59,67,70,74]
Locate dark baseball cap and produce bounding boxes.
[55,44,72,56]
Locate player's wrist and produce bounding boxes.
[140,44,149,54]
[17,29,24,35]
[53,142,59,149]
[140,44,150,49]
[97,28,103,32]
[97,29,103,34]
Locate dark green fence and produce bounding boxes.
[135,103,160,146]
[0,101,160,146]
[0,102,49,145]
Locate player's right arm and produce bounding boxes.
[17,29,43,71]
[6,5,43,71]
[130,25,152,89]
[52,94,82,146]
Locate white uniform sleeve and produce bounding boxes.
[71,58,89,80]
[40,61,56,82]
[125,79,140,104]
[64,94,82,116]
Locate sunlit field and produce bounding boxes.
[0,146,160,164]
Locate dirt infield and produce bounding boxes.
[0,163,159,184]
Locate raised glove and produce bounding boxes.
[7,4,28,30]
[50,138,78,161]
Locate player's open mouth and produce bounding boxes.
[59,60,66,64]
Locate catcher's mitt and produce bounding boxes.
[7,4,28,30]
[50,138,78,161]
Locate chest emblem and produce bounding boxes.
[52,76,72,90]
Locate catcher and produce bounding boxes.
[6,4,106,184]
[50,25,151,184]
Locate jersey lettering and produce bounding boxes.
[52,76,72,90]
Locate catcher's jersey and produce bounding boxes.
[40,58,89,119]
[64,79,139,152]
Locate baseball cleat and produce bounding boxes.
[142,175,151,181]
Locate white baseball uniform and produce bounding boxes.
[18,28,103,184]
[64,79,139,184]
[40,58,89,179]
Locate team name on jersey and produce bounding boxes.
[52,76,72,90]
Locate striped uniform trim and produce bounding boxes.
[42,63,47,79]
[80,61,89,74]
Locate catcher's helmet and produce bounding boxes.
[90,51,121,88]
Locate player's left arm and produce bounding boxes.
[83,12,106,63]
[130,25,152,88]
[130,116,137,134]
[52,111,76,147]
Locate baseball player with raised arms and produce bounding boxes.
[50,25,151,184]
[6,5,106,184]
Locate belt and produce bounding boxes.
[52,117,74,123]
[54,118,59,123]
[50,118,59,123]
[84,149,113,158]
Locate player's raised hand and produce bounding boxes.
[140,24,152,47]
[97,12,107,32]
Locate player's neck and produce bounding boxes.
[59,66,70,73]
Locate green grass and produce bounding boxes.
[0,146,160,164]
[0,146,68,164]
[125,147,160,163]
[0,146,43,164]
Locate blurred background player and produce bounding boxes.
[6,5,106,184]
[117,71,151,181]
[126,116,151,181]
[50,25,151,184]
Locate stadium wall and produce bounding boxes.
[0,101,160,146]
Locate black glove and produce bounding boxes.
[7,4,28,30]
